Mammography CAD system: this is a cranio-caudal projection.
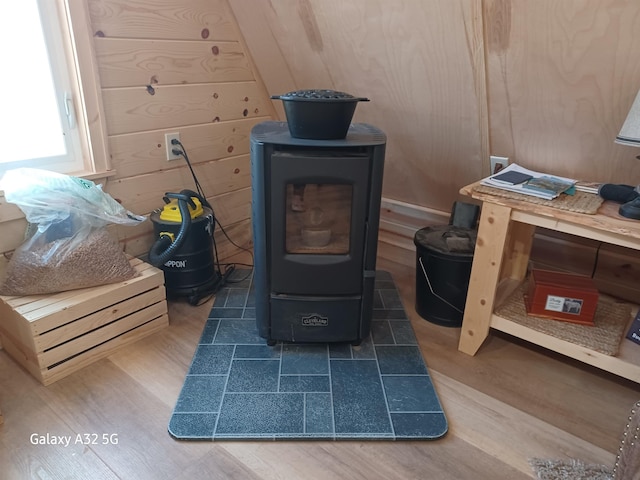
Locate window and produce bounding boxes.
[0,0,110,179]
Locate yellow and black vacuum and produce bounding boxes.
[148,189,223,304]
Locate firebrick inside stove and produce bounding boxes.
[250,121,386,345]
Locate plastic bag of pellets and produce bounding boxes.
[0,168,146,295]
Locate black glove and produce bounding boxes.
[598,184,639,203]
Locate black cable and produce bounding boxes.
[172,139,207,206]
[211,215,255,284]
[171,138,254,294]
[191,293,215,307]
[173,138,254,265]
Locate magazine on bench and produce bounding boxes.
[481,163,576,200]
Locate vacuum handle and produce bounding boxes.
[148,195,193,267]
[164,192,197,210]
[179,189,211,210]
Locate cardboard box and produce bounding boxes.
[525,269,599,326]
[0,257,168,385]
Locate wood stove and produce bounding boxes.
[250,121,386,345]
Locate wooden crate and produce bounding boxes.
[0,257,168,385]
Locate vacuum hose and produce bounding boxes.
[148,193,194,267]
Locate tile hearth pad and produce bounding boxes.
[168,270,448,440]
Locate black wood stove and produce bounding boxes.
[250,121,386,345]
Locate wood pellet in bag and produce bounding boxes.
[0,228,137,296]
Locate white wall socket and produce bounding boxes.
[165,132,181,161]
[490,155,509,174]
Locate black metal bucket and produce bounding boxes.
[413,225,477,327]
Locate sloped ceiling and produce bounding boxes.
[229,0,487,213]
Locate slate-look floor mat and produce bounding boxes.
[169,270,448,440]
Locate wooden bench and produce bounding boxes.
[458,181,640,383]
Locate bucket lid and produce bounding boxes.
[414,225,477,255]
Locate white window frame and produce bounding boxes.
[1,0,111,180]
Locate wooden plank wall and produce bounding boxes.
[91,0,277,259]
[485,0,640,184]
[229,0,640,300]
[481,0,640,301]
[229,0,489,214]
[1,0,640,300]
[480,0,640,300]
[0,0,276,261]
[229,0,640,208]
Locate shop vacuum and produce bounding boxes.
[148,189,233,305]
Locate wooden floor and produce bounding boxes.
[1,256,639,479]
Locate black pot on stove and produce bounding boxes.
[270,89,369,140]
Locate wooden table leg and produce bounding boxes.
[458,203,513,355]
[500,220,536,283]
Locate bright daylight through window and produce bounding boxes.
[0,1,109,178]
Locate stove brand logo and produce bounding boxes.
[302,314,328,327]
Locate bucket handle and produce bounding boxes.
[418,256,464,314]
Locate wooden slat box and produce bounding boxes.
[0,257,168,385]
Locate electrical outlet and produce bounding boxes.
[165,132,181,161]
[490,155,509,175]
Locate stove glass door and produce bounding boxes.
[285,183,352,255]
[269,151,370,295]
